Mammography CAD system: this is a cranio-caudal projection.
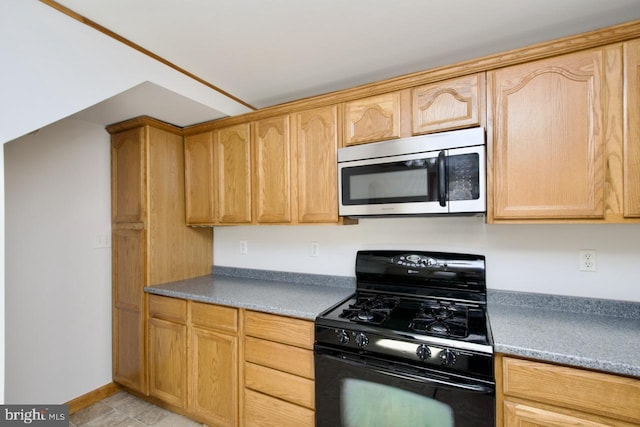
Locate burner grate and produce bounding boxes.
[339,295,400,324]
[409,301,469,338]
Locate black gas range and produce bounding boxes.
[315,250,494,427]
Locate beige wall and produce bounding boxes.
[4,118,112,403]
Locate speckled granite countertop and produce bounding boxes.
[146,268,640,378]
[487,290,640,378]
[144,266,355,320]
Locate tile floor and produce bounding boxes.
[69,390,204,427]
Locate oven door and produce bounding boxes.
[338,149,447,216]
[315,347,494,427]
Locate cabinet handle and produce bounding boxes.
[437,151,447,207]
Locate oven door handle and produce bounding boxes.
[318,351,493,394]
[372,367,493,394]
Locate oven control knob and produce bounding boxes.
[354,333,369,347]
[336,330,350,345]
[416,344,431,361]
[440,349,457,366]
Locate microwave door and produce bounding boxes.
[338,151,448,216]
[446,145,486,214]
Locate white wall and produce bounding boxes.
[213,217,640,302]
[0,1,250,145]
[4,118,112,403]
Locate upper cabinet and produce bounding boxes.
[412,73,485,134]
[253,115,293,223]
[343,92,402,145]
[184,124,251,225]
[293,105,339,223]
[215,124,252,224]
[184,131,215,224]
[112,126,147,225]
[489,48,613,221]
[624,38,640,217]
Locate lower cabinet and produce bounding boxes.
[147,296,239,427]
[243,310,315,427]
[189,302,239,427]
[147,298,317,426]
[148,295,187,408]
[497,355,640,427]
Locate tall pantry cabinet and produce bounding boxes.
[108,117,213,394]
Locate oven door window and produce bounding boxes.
[341,156,439,205]
[315,351,494,427]
[342,378,453,427]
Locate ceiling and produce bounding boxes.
[53,0,640,119]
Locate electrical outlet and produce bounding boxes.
[239,240,248,255]
[579,250,597,272]
[310,242,320,257]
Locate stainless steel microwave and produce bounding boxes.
[338,127,486,217]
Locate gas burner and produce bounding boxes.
[409,301,469,338]
[339,295,400,324]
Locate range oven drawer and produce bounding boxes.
[244,388,315,427]
[245,336,314,379]
[245,361,315,409]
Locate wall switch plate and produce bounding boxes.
[310,242,320,257]
[239,240,248,255]
[93,234,111,249]
[579,250,597,272]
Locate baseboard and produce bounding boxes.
[65,382,121,414]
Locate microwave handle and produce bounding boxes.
[437,150,447,207]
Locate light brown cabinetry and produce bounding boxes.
[184,125,252,225]
[624,38,640,217]
[253,115,293,223]
[185,105,342,225]
[488,47,617,221]
[243,310,315,427]
[293,105,339,223]
[148,295,187,408]
[343,92,403,146]
[189,302,239,427]
[412,73,485,134]
[497,355,640,427]
[184,131,215,224]
[109,117,213,395]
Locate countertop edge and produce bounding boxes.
[494,344,640,378]
[145,286,321,320]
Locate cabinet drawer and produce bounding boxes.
[244,311,313,349]
[245,362,314,409]
[148,295,187,323]
[191,301,238,334]
[244,388,314,427]
[503,357,640,424]
[245,336,314,379]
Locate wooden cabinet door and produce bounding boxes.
[112,227,147,394]
[111,127,146,224]
[344,92,401,145]
[503,401,615,427]
[490,49,607,219]
[214,124,252,223]
[253,115,292,223]
[148,317,187,408]
[624,39,640,217]
[184,132,215,225]
[189,327,238,427]
[412,73,484,134]
[293,105,339,223]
